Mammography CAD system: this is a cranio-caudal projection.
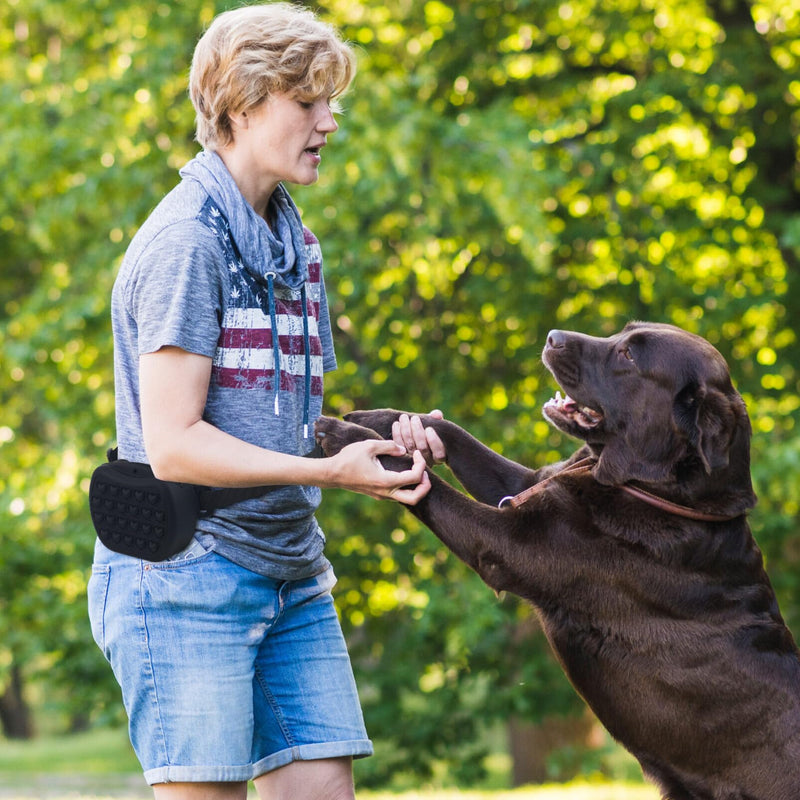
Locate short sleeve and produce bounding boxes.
[126,221,226,358]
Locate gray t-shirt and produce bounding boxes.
[111,157,337,580]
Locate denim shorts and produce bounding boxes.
[88,539,373,785]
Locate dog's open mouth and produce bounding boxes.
[543,391,604,429]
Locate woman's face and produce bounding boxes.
[229,91,339,195]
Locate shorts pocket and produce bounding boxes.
[148,536,214,569]
[315,566,337,595]
[87,564,111,656]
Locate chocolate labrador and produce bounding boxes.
[315,322,800,799]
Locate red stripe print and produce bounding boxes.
[217,329,324,355]
[214,369,324,394]
[272,296,320,318]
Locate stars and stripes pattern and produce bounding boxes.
[199,200,325,397]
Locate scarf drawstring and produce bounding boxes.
[266,272,312,439]
[301,284,311,439]
[205,199,313,441]
[265,272,281,417]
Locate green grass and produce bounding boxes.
[0,727,140,774]
[0,784,660,800]
[361,788,659,799]
[0,728,660,799]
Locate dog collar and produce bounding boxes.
[499,457,742,522]
[498,457,594,508]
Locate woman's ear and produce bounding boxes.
[228,109,249,131]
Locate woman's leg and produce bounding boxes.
[248,569,370,797]
[90,542,268,787]
[153,781,249,800]
[254,757,355,800]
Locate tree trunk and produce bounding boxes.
[69,712,91,734]
[0,664,35,739]
[508,710,602,786]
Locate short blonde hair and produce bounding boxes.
[189,3,356,150]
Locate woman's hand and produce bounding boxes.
[391,410,447,466]
[325,439,431,505]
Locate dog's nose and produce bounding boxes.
[547,330,566,349]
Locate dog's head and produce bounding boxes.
[542,322,756,509]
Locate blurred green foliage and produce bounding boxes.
[1,0,799,786]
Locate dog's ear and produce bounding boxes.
[593,379,738,486]
[675,381,732,474]
[674,381,710,471]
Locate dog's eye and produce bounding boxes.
[619,347,634,362]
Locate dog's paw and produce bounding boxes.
[344,409,407,439]
[314,416,383,457]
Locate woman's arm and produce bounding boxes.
[139,346,431,504]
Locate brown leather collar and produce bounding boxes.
[498,457,742,522]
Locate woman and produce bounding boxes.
[88,5,434,799]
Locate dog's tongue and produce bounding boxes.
[551,390,603,426]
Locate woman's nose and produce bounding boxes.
[317,104,338,133]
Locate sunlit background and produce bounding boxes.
[0,0,798,793]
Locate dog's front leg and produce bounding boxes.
[402,472,537,596]
[346,410,543,506]
[315,415,530,593]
